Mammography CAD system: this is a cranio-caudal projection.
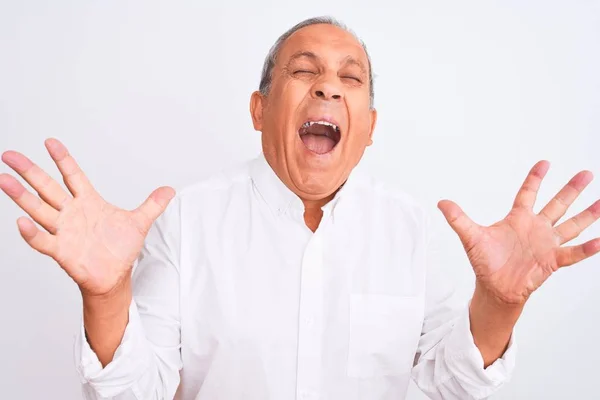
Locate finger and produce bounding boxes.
[437,199,482,251]
[132,186,176,232]
[17,216,58,257]
[44,138,94,197]
[555,199,600,245]
[556,238,600,267]
[512,160,550,210]
[2,150,71,210]
[1,174,59,233]
[539,170,593,225]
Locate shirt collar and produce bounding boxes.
[249,152,364,218]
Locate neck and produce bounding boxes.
[301,192,336,233]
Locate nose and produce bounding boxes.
[311,80,343,101]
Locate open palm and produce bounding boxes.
[0,139,174,297]
[439,161,600,305]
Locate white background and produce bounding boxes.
[1,1,599,399]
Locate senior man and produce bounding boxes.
[1,17,599,400]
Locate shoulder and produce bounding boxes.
[156,159,255,229]
[352,170,429,228]
[174,158,254,203]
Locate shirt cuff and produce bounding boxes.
[73,299,150,398]
[443,302,517,399]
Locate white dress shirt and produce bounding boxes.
[74,153,516,400]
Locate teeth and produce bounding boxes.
[302,120,340,132]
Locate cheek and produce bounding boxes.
[268,82,308,129]
[281,81,310,111]
[347,112,373,144]
[345,94,373,143]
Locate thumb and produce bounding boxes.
[437,199,482,248]
[133,186,176,231]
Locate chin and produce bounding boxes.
[291,160,347,196]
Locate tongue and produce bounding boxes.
[300,134,336,154]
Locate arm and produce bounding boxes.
[469,284,522,368]
[438,161,599,370]
[76,196,183,399]
[411,218,516,400]
[82,277,132,368]
[413,160,600,398]
[0,140,180,399]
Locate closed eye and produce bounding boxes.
[294,70,317,75]
[342,76,362,83]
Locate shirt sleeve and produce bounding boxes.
[411,210,517,399]
[73,195,183,400]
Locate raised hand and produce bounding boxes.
[438,161,600,305]
[0,139,175,297]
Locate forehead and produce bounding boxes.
[277,23,368,67]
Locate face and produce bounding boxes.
[250,23,377,202]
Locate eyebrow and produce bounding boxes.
[287,51,319,64]
[340,55,367,74]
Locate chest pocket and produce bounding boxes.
[347,294,424,378]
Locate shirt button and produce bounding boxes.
[303,317,314,326]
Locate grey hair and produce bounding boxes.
[258,16,375,108]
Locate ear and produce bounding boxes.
[250,91,265,131]
[366,108,377,146]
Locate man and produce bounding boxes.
[1,16,598,400]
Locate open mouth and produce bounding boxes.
[298,120,341,155]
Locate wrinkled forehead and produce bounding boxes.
[276,24,369,71]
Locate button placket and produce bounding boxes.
[296,231,325,400]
